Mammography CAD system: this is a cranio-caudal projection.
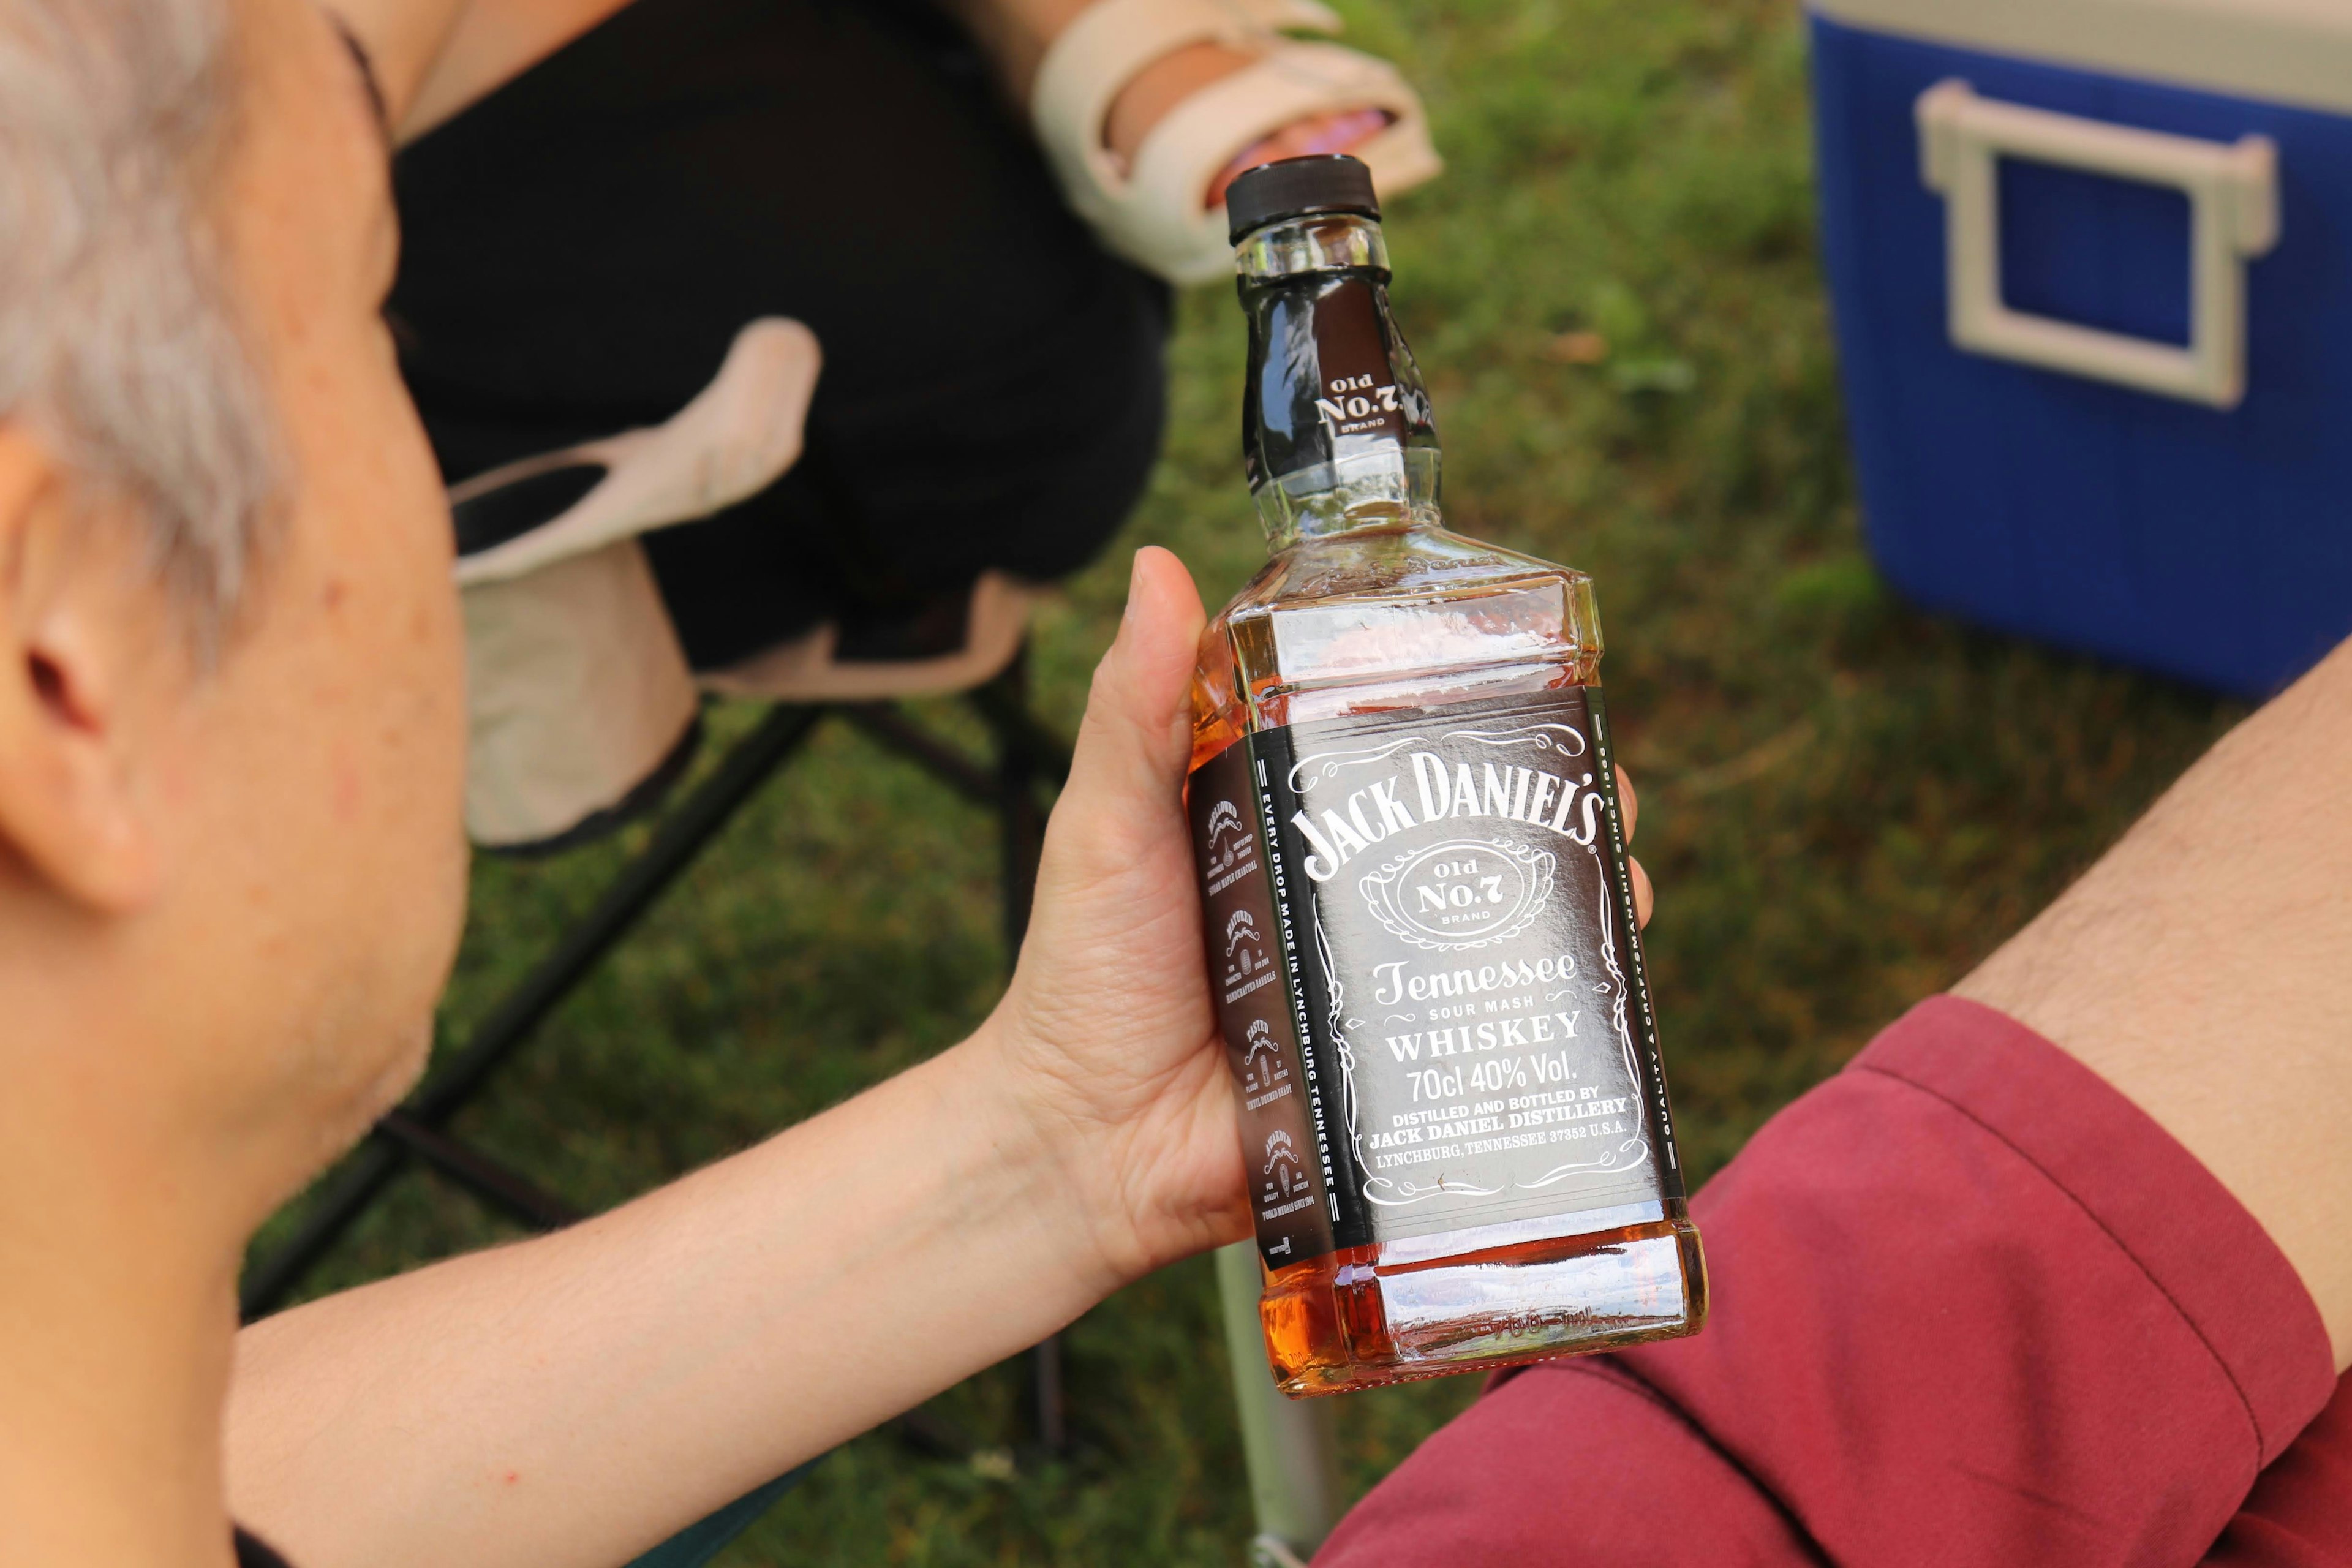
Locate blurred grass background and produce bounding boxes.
[247,0,2247,1559]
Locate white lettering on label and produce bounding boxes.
[1297,753,1606,883]
[1313,373,1403,434]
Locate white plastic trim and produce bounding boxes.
[1916,80,2279,407]
[1813,0,2352,119]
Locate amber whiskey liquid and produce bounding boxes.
[1189,157,1705,1396]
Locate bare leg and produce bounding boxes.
[1955,636,2352,1370]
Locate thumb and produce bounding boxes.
[1065,546,1207,813]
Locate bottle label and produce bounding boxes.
[1244,273,1429,497]
[1305,277,1409,446]
[1189,687,1685,1268]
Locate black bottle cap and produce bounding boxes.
[1225,154,1382,244]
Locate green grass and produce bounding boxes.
[246,0,2247,1559]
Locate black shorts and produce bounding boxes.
[391,0,1169,668]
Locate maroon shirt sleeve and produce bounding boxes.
[2204,1373,2352,1568]
[1316,997,2337,1567]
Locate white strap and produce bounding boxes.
[1033,0,1439,285]
[699,572,1035,702]
[453,317,821,586]
[1118,41,1441,282]
[1232,0,1343,34]
[1033,0,1272,240]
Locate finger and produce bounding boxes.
[1618,767,1651,925]
[1064,547,1207,813]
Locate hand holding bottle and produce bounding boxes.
[224,540,1660,1556]
[976,545,1653,1305]
[978,546,1243,1294]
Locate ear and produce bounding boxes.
[0,424,166,913]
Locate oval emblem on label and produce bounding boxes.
[1358,837,1558,951]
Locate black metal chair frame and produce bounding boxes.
[238,652,1074,1449]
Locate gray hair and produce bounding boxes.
[0,0,274,628]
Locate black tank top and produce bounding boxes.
[390,0,1168,667]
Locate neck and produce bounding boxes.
[1235,213,1442,552]
[0,956,251,1567]
[1257,448,1442,549]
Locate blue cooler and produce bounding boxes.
[1809,0,2352,695]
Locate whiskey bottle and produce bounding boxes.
[1188,156,1706,1396]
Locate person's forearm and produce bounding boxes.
[227,546,1248,1567]
[224,1023,1111,1568]
[1955,634,2352,1370]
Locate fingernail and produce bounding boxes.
[1120,549,1147,629]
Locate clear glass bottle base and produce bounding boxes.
[1260,1208,1707,1397]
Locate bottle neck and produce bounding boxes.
[1236,213,1441,551]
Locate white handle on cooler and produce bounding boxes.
[1916,78,2278,408]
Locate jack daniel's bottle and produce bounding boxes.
[1189,157,1706,1396]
